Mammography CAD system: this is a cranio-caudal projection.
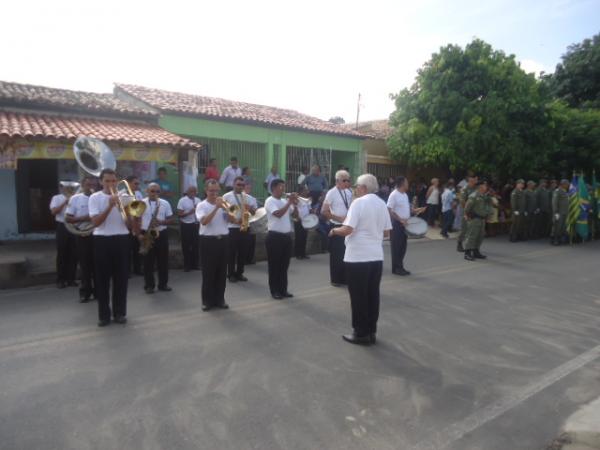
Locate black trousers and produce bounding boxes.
[265,231,292,295]
[93,235,130,322]
[76,235,94,299]
[130,234,142,274]
[328,230,346,284]
[390,220,408,272]
[245,233,256,264]
[55,222,77,283]
[293,220,308,258]
[346,261,383,337]
[143,231,169,289]
[199,235,228,307]
[180,222,200,270]
[228,228,249,277]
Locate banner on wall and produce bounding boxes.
[8,140,178,164]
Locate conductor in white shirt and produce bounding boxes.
[322,170,353,286]
[140,183,175,294]
[177,186,201,272]
[329,174,391,345]
[196,179,236,311]
[219,156,242,192]
[265,179,298,300]
[50,182,78,289]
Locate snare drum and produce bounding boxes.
[405,216,428,238]
[248,207,268,234]
[301,214,319,230]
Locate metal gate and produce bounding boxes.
[285,146,332,193]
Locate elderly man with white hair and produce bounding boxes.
[329,174,392,345]
[322,169,353,286]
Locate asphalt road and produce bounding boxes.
[1,238,599,450]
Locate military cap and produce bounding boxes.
[527,180,536,186]
[516,179,525,184]
[560,179,570,185]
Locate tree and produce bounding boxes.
[388,39,555,179]
[328,116,345,124]
[545,33,600,109]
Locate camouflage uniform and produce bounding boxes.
[536,185,551,238]
[464,190,492,257]
[509,185,526,241]
[457,184,476,251]
[551,186,569,245]
[524,184,538,239]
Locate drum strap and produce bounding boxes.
[338,189,349,210]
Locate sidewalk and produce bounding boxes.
[548,397,600,449]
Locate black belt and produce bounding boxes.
[268,230,292,236]
[200,235,228,239]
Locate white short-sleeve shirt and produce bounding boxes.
[49,194,68,223]
[223,191,255,229]
[177,195,201,224]
[265,196,294,233]
[219,165,242,188]
[297,202,310,219]
[324,187,353,225]
[88,191,130,236]
[66,193,91,219]
[196,200,230,236]
[141,198,173,231]
[344,193,392,262]
[387,189,410,220]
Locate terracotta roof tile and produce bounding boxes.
[0,111,199,149]
[115,84,366,138]
[0,80,156,118]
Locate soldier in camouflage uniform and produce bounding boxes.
[509,179,526,242]
[524,180,538,239]
[464,181,492,261]
[536,179,551,239]
[551,179,570,245]
[456,175,477,252]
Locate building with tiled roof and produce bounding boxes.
[0,80,199,238]
[115,84,366,198]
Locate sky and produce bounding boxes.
[3,0,599,123]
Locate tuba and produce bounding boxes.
[61,180,96,237]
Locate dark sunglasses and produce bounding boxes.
[342,179,350,183]
[149,190,161,193]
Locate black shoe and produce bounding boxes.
[228,275,238,283]
[113,316,127,324]
[192,266,201,271]
[331,282,345,287]
[473,250,487,259]
[97,319,110,327]
[145,287,155,294]
[236,275,248,282]
[342,333,372,345]
[183,268,191,273]
[79,296,90,303]
[393,269,411,276]
[457,242,465,252]
[282,292,294,298]
[464,250,475,261]
[441,233,449,238]
[158,286,172,292]
[57,282,66,289]
[217,303,229,309]
[202,305,211,312]
[271,293,284,300]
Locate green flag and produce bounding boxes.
[576,175,590,240]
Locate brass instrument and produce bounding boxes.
[139,200,160,255]
[60,181,96,237]
[220,200,239,221]
[240,194,251,232]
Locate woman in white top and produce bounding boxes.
[195,179,235,311]
[329,174,392,345]
[425,177,441,226]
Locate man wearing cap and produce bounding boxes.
[524,180,538,239]
[463,181,492,261]
[509,179,526,242]
[551,179,570,245]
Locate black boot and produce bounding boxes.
[464,250,475,261]
[473,249,487,259]
[457,241,465,252]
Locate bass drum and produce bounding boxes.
[301,214,319,230]
[249,207,268,234]
[405,216,428,238]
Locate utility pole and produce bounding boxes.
[355,93,361,130]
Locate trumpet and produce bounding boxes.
[283,193,312,206]
[220,199,239,221]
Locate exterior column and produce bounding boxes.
[279,143,286,182]
[266,142,274,173]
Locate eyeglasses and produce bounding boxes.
[235,184,245,187]
[149,190,160,193]
[342,179,350,183]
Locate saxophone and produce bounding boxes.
[240,193,251,232]
[139,200,160,255]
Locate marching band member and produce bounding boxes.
[140,183,175,294]
[223,176,256,282]
[88,168,131,327]
[329,174,392,345]
[177,186,201,272]
[265,179,298,300]
[387,176,411,275]
[126,175,143,275]
[65,176,96,303]
[50,182,78,289]
[294,186,311,260]
[322,170,353,286]
[243,183,259,265]
[196,179,235,311]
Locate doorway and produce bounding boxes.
[16,159,58,233]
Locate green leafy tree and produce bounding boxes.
[388,39,555,179]
[545,33,600,108]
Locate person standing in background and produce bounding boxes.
[50,182,77,289]
[440,180,456,238]
[219,156,242,192]
[297,166,309,192]
[425,178,441,227]
[264,166,280,195]
[205,158,220,184]
[242,167,253,192]
[303,165,328,206]
[154,167,174,200]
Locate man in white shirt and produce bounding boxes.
[219,156,242,192]
[265,179,298,300]
[296,166,308,192]
[196,179,236,311]
[264,165,280,194]
[50,182,78,289]
[65,176,96,302]
[177,186,201,272]
[88,168,132,327]
[126,175,144,275]
[322,170,353,286]
[223,176,257,282]
[293,187,311,260]
[329,174,392,345]
[139,183,175,294]
[387,176,412,276]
